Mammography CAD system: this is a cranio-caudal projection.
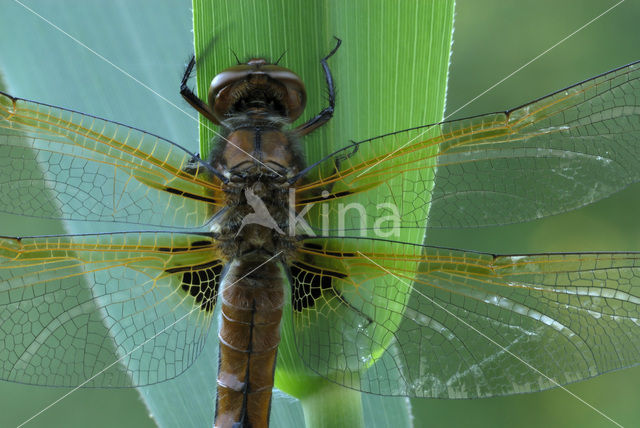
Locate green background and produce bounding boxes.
[0,0,639,427]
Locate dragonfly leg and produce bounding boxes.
[304,139,358,197]
[324,139,359,192]
[294,37,342,136]
[180,56,220,124]
[182,153,202,175]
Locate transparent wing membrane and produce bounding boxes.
[2,61,640,398]
[297,60,640,232]
[0,232,223,387]
[0,92,223,228]
[291,236,640,397]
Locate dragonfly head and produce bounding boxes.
[209,58,307,124]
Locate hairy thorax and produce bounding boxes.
[210,114,304,263]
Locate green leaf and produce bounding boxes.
[177,0,454,427]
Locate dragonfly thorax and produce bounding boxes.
[214,177,292,258]
[210,121,300,261]
[215,121,304,177]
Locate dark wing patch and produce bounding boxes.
[289,260,347,312]
[167,260,225,312]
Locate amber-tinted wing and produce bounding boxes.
[0,232,224,387]
[290,236,640,397]
[0,91,222,228]
[297,60,640,232]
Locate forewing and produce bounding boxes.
[297,60,640,231]
[0,92,222,228]
[290,236,640,397]
[0,232,224,387]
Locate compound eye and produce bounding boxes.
[207,62,307,123]
[264,67,307,122]
[210,65,257,99]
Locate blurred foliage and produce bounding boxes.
[421,1,640,427]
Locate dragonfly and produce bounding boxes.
[2,32,640,428]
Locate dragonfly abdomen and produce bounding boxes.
[215,258,284,428]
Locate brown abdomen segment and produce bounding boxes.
[215,259,284,428]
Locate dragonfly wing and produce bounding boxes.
[0,232,224,387]
[0,92,222,228]
[290,236,640,397]
[297,60,640,232]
